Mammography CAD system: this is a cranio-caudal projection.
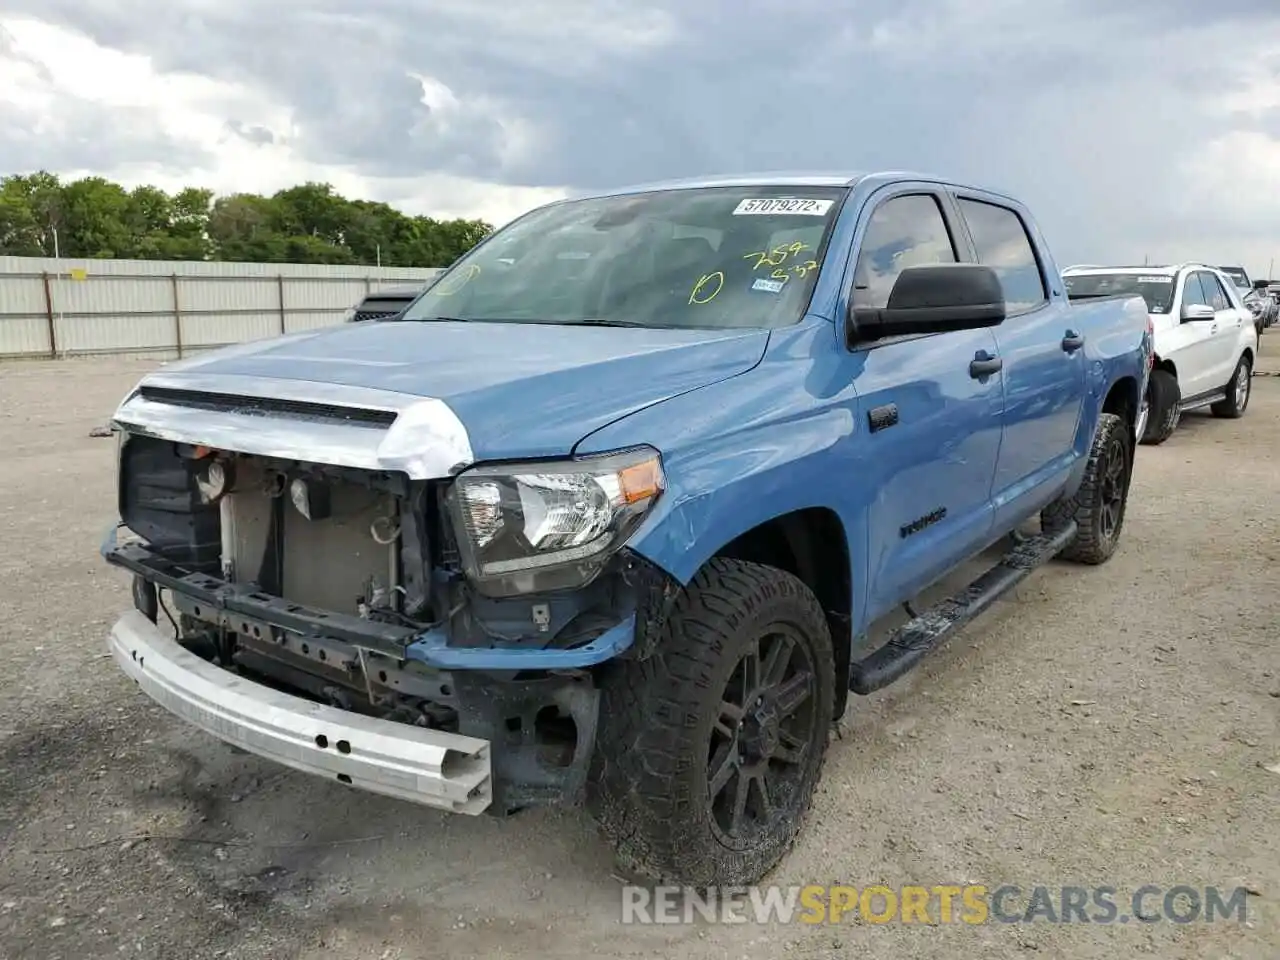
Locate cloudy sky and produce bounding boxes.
[2,0,1279,274]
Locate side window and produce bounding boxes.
[1201,272,1230,311]
[956,198,1047,313]
[1181,273,1209,308]
[851,194,957,309]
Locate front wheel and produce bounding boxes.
[1140,368,1180,445]
[587,558,834,886]
[1211,354,1252,418]
[1041,412,1133,565]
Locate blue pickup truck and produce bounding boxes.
[102,172,1152,886]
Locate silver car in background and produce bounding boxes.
[1217,265,1275,336]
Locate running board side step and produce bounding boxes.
[848,521,1078,695]
[1179,391,1226,413]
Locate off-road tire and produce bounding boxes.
[1041,412,1132,565]
[1210,354,1252,418]
[1140,368,1180,445]
[586,557,835,886]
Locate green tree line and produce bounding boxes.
[0,172,493,267]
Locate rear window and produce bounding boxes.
[1063,272,1175,314]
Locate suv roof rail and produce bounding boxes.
[1065,263,1171,272]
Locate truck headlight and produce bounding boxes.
[446,446,664,597]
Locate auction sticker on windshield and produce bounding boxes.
[733,197,834,216]
[1137,276,1173,283]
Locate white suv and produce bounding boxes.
[1062,262,1257,444]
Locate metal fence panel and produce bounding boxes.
[182,312,280,349]
[179,276,281,313]
[56,313,174,357]
[287,311,347,334]
[0,256,442,360]
[0,317,49,356]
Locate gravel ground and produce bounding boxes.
[0,353,1277,960]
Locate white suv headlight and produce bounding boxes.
[445,446,664,597]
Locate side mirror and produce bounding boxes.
[847,263,1006,344]
[1180,303,1217,322]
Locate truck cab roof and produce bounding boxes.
[572,170,1025,206]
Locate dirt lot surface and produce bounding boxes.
[0,352,1277,960]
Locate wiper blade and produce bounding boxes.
[577,317,651,328]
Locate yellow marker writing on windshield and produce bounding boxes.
[689,271,725,305]
[743,242,810,271]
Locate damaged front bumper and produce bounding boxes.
[100,526,678,812]
[110,609,493,813]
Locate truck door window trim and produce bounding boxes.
[952,195,1050,319]
[839,188,962,304]
[839,187,987,353]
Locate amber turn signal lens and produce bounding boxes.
[618,458,664,504]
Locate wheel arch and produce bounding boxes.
[1102,375,1140,445]
[1152,354,1177,379]
[712,508,853,719]
[1102,375,1140,423]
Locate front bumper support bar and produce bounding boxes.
[110,610,492,813]
[101,524,640,670]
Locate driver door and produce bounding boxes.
[1171,272,1223,397]
[841,189,1005,622]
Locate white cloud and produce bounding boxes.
[0,16,566,226]
[1182,130,1280,218]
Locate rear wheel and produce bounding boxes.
[1210,354,1251,418]
[1042,412,1132,565]
[587,558,834,886]
[1140,368,1180,445]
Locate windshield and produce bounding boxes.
[399,185,848,330]
[1063,272,1176,313]
[1217,266,1250,289]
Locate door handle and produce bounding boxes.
[1210,324,1218,333]
[969,350,1002,379]
[1061,330,1085,352]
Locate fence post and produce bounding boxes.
[277,275,286,335]
[41,271,57,359]
[171,274,184,358]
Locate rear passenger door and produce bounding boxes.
[953,194,1086,528]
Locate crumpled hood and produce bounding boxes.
[146,320,769,459]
